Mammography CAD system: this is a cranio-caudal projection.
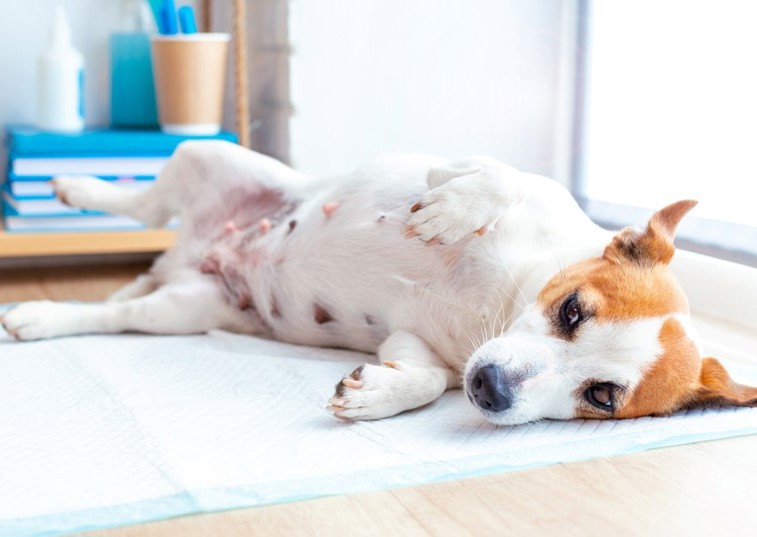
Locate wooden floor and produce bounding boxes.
[2,264,756,537]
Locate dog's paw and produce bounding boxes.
[1,301,83,340]
[403,174,508,245]
[52,175,112,209]
[327,362,410,421]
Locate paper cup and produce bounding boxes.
[151,33,230,136]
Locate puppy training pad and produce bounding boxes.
[2,330,757,537]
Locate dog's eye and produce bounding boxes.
[584,383,617,411]
[559,294,583,329]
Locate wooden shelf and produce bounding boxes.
[0,221,176,258]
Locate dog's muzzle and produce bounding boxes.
[467,363,513,413]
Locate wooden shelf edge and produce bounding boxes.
[0,223,177,258]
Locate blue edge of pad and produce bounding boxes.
[4,426,757,536]
[1,301,756,536]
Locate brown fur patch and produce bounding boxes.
[687,358,757,408]
[614,318,700,418]
[314,304,334,324]
[538,257,689,324]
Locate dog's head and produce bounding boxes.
[465,200,757,425]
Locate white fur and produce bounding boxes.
[2,141,629,423]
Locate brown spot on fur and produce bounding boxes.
[199,254,220,274]
[539,258,689,324]
[238,293,253,311]
[314,304,334,324]
[271,297,281,318]
[613,318,700,418]
[686,358,757,409]
[288,219,297,234]
[410,201,422,213]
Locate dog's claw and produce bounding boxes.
[342,378,363,389]
[475,226,488,236]
[402,225,420,239]
[383,360,400,369]
[410,201,422,213]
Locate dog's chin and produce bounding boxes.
[469,402,541,427]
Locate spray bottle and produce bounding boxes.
[37,7,85,133]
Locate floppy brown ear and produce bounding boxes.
[604,200,697,265]
[685,357,757,409]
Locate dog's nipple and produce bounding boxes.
[322,201,340,218]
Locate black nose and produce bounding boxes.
[469,364,512,412]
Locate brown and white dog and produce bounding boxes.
[2,141,756,425]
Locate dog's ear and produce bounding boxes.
[604,200,697,265]
[684,357,757,409]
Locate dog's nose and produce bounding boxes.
[469,364,512,412]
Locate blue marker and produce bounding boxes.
[160,0,178,35]
[178,6,197,34]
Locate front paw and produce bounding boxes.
[1,301,82,340]
[327,362,406,421]
[402,175,507,245]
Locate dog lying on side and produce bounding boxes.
[2,141,755,425]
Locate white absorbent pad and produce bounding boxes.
[2,330,757,537]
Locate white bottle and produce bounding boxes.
[37,7,85,133]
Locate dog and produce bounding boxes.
[2,141,755,425]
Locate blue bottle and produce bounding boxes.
[110,1,158,128]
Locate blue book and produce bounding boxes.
[3,175,155,199]
[2,191,104,217]
[6,126,238,157]
[1,201,178,232]
[8,155,168,178]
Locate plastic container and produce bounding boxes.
[110,0,159,128]
[36,7,85,133]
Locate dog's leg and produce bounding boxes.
[0,275,244,340]
[327,330,460,420]
[404,156,525,245]
[107,274,159,302]
[52,140,306,228]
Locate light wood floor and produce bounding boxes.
[2,264,756,537]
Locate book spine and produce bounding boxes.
[6,172,158,181]
[7,128,238,156]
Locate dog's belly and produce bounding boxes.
[189,172,468,355]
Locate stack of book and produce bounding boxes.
[2,127,237,232]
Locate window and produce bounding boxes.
[574,1,757,266]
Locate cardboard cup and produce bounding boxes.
[151,33,230,135]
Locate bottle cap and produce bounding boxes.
[49,6,72,48]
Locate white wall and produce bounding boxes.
[289,0,571,178]
[1,1,573,180]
